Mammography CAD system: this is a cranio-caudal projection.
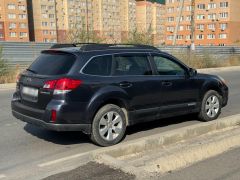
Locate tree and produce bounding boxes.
[123,25,154,45]
[66,20,104,43]
[0,46,9,77]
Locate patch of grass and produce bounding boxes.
[172,51,240,69]
[0,47,19,84]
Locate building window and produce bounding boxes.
[197,4,205,10]
[167,35,174,40]
[186,16,192,21]
[208,24,215,30]
[9,32,17,37]
[0,33,3,38]
[9,23,16,29]
[8,4,16,10]
[19,23,27,28]
[196,34,204,40]
[43,30,48,35]
[167,26,174,32]
[18,5,26,11]
[219,12,228,18]
[20,32,27,37]
[196,24,204,30]
[208,13,216,20]
[167,17,174,22]
[8,14,16,19]
[196,14,205,20]
[179,26,184,31]
[42,22,48,27]
[207,34,215,39]
[219,34,227,39]
[208,3,216,9]
[220,23,227,30]
[186,35,192,40]
[177,35,184,40]
[186,25,191,30]
[220,2,228,8]
[19,14,27,19]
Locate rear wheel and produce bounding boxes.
[198,90,222,122]
[90,104,127,147]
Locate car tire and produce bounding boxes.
[198,90,222,122]
[90,104,127,147]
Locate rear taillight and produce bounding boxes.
[43,78,82,94]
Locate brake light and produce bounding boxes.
[43,78,82,94]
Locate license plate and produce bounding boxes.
[22,86,38,99]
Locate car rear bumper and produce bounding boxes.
[12,110,91,133]
[11,98,91,134]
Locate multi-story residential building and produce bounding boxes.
[120,0,137,41]
[93,0,122,43]
[165,0,240,46]
[0,0,29,42]
[136,0,165,45]
[27,0,57,43]
[56,0,94,43]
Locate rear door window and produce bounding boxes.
[82,55,112,76]
[28,52,76,75]
[113,54,152,76]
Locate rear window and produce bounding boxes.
[28,53,76,75]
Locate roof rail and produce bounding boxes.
[79,44,159,51]
[50,43,97,49]
[50,43,159,51]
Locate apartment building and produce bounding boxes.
[120,0,137,41]
[0,0,29,42]
[165,0,240,46]
[136,0,165,45]
[56,0,94,43]
[27,0,57,43]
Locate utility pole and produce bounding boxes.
[190,0,195,50]
[173,0,185,46]
[86,0,90,43]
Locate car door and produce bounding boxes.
[112,53,161,122]
[150,53,199,115]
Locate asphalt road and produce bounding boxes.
[161,146,240,180]
[0,70,239,179]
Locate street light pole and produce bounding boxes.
[86,0,89,43]
[190,0,195,51]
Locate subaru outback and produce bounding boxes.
[11,44,228,146]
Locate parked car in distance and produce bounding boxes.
[11,44,229,146]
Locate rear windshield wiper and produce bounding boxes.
[26,69,37,74]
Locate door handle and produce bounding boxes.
[162,81,172,87]
[119,81,132,88]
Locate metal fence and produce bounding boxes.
[1,41,240,69]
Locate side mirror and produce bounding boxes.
[189,68,197,77]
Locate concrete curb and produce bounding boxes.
[75,114,240,178]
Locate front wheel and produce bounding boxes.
[90,104,127,147]
[198,90,222,122]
